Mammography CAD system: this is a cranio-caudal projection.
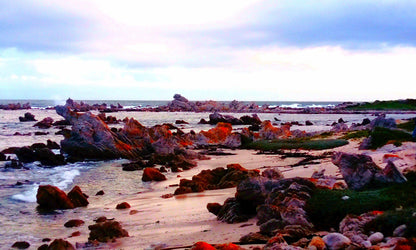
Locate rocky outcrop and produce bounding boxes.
[0,102,31,110]
[14,146,66,166]
[332,152,407,191]
[67,186,89,207]
[19,112,36,122]
[174,164,259,195]
[259,121,292,139]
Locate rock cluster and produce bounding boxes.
[36,185,89,210]
[174,164,260,195]
[18,112,37,122]
[88,219,129,242]
[0,102,31,110]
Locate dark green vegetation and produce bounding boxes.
[244,138,349,151]
[306,176,416,230]
[397,118,416,132]
[367,127,415,149]
[364,208,416,237]
[346,99,416,110]
[341,130,370,140]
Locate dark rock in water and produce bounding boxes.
[47,140,60,149]
[175,119,189,124]
[240,114,262,126]
[11,241,30,249]
[1,147,18,154]
[36,185,75,210]
[34,131,49,135]
[64,219,85,228]
[88,220,129,242]
[305,120,313,126]
[30,143,47,150]
[332,152,407,191]
[15,147,37,163]
[96,190,105,196]
[38,244,48,250]
[208,111,242,125]
[18,112,36,122]
[207,202,222,216]
[34,148,66,166]
[142,167,167,182]
[122,160,152,171]
[5,159,24,169]
[52,119,71,126]
[0,152,6,161]
[34,117,54,129]
[116,202,131,209]
[338,118,345,123]
[47,239,75,250]
[67,186,89,207]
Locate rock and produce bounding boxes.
[338,118,345,123]
[0,152,6,161]
[19,112,37,122]
[216,197,251,223]
[305,120,313,126]
[38,244,48,250]
[215,243,243,250]
[121,160,152,171]
[322,233,351,250]
[239,232,270,244]
[64,219,85,228]
[96,190,105,196]
[36,185,75,210]
[368,232,384,245]
[173,94,189,103]
[393,224,407,237]
[175,120,189,124]
[15,146,36,163]
[175,164,259,195]
[332,152,407,191]
[256,204,281,226]
[34,148,66,166]
[261,169,284,180]
[70,231,81,237]
[308,236,326,250]
[46,140,60,149]
[34,117,54,129]
[339,212,379,246]
[259,218,284,235]
[331,122,349,132]
[361,118,371,125]
[161,193,173,199]
[67,186,89,207]
[240,114,262,125]
[370,115,396,130]
[47,239,75,250]
[197,122,233,145]
[88,220,129,242]
[116,202,131,209]
[191,241,216,250]
[208,111,242,125]
[207,202,222,216]
[142,167,167,182]
[5,159,24,169]
[11,241,30,249]
[259,121,292,140]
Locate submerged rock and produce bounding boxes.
[18,112,36,122]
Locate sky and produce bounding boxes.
[1,0,416,101]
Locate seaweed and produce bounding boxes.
[244,138,349,151]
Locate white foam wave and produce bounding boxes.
[12,185,38,202]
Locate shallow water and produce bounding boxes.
[0,109,415,248]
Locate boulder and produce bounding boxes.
[0,152,6,161]
[259,218,284,235]
[67,186,89,207]
[370,115,396,130]
[191,242,216,250]
[116,202,131,209]
[216,198,251,223]
[305,120,313,126]
[19,112,37,122]
[206,202,222,216]
[142,167,167,182]
[261,169,284,180]
[322,233,351,250]
[14,146,36,163]
[259,121,291,140]
[308,236,326,250]
[96,190,105,196]
[240,114,262,125]
[11,241,30,249]
[332,152,407,190]
[368,232,384,245]
[36,185,75,210]
[34,148,66,166]
[208,111,242,125]
[34,117,54,129]
[239,232,269,244]
[88,220,129,242]
[47,239,75,250]
[64,219,85,228]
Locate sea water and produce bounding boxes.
[0,104,415,248]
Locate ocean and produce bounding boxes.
[0,100,415,248]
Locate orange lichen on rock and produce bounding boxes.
[123,118,146,136]
[115,140,133,151]
[200,122,233,143]
[259,120,292,140]
[191,241,216,250]
[216,243,243,250]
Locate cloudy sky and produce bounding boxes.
[1,0,415,101]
